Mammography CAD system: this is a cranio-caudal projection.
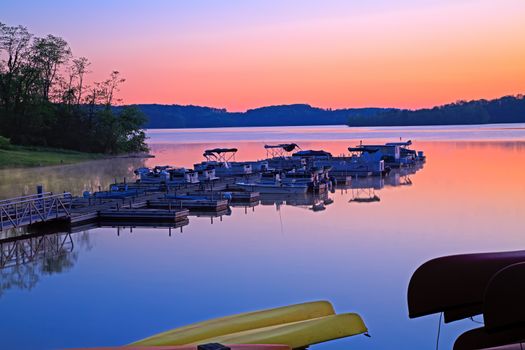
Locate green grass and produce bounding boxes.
[0,146,104,168]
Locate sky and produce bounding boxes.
[2,0,525,111]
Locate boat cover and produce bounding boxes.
[385,140,412,146]
[204,148,238,155]
[292,150,332,158]
[348,147,379,153]
[264,144,299,152]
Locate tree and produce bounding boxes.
[72,56,90,106]
[31,34,71,101]
[0,22,148,154]
[0,23,32,112]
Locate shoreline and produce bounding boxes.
[0,146,153,169]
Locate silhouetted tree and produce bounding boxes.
[0,22,148,154]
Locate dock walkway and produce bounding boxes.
[0,176,260,240]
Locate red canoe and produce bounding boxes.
[407,250,525,323]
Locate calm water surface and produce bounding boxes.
[1,125,524,350]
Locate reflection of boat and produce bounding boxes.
[349,195,380,203]
[347,177,382,203]
[311,203,326,211]
[258,192,330,210]
[350,176,384,190]
[131,301,368,349]
[384,162,424,187]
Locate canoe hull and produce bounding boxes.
[132,301,335,346]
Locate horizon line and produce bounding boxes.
[117,92,524,113]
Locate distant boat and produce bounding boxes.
[194,148,253,177]
[236,173,308,194]
[134,166,171,183]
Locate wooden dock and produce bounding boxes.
[99,208,189,221]
[0,173,263,239]
[147,199,229,212]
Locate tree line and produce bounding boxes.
[347,95,525,127]
[0,22,148,154]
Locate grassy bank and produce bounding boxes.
[0,146,104,168]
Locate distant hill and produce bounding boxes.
[117,95,525,129]
[117,104,390,129]
[347,95,525,126]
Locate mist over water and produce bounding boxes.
[0,124,524,350]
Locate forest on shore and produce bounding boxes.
[0,22,148,154]
[347,95,525,126]
[120,95,525,129]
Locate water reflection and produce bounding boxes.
[0,232,81,296]
[0,128,524,350]
[0,161,426,297]
[0,219,193,297]
[0,157,146,199]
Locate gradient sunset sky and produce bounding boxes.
[3,0,525,111]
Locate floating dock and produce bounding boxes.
[147,199,229,212]
[99,208,189,222]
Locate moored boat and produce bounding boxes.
[194,148,252,177]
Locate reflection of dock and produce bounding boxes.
[99,208,190,222]
[0,231,73,269]
[71,219,190,233]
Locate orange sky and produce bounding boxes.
[4,0,525,111]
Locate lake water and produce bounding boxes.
[1,124,524,350]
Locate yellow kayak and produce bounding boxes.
[194,313,368,349]
[132,301,336,346]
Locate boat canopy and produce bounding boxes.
[203,148,238,163]
[292,150,333,158]
[359,144,397,148]
[385,140,412,146]
[348,147,379,153]
[203,148,238,156]
[264,143,300,152]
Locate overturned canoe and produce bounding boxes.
[454,262,525,350]
[71,344,291,350]
[194,313,368,349]
[131,301,335,346]
[408,250,525,322]
[454,325,525,350]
